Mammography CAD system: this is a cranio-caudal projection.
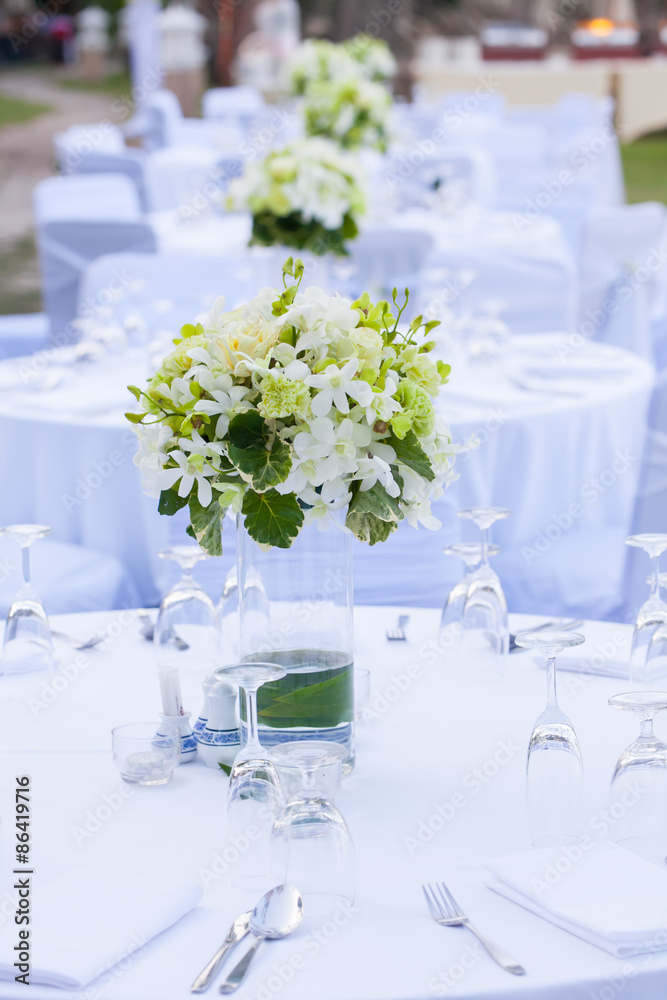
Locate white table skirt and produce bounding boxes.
[0,336,654,615]
[1,607,666,1000]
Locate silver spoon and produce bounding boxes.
[218,885,303,994]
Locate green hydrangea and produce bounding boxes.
[258,373,310,419]
[391,381,435,439]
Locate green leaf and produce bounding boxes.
[257,670,353,729]
[242,489,304,548]
[346,511,397,545]
[124,411,147,424]
[228,411,292,491]
[347,481,402,523]
[218,763,231,776]
[389,430,435,482]
[127,384,142,401]
[188,494,222,556]
[158,489,188,516]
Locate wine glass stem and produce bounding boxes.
[243,686,262,756]
[651,554,661,598]
[481,526,489,566]
[546,656,558,709]
[640,718,655,740]
[22,546,31,587]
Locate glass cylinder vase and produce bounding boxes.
[237,514,355,774]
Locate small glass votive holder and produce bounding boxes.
[112,722,181,785]
[354,668,370,720]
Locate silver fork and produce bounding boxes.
[386,614,410,642]
[422,882,525,976]
[51,629,105,651]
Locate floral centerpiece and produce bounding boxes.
[227,137,366,256]
[127,258,457,555]
[287,38,396,95]
[303,77,392,153]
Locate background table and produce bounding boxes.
[0,335,653,617]
[1,606,666,1000]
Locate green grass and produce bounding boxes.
[621,132,667,205]
[0,234,42,316]
[0,93,51,129]
[58,71,133,101]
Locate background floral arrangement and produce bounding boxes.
[303,77,392,153]
[127,259,457,553]
[227,137,366,256]
[287,38,396,96]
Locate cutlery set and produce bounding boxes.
[191,880,525,992]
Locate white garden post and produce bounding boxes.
[158,3,208,117]
[76,6,110,82]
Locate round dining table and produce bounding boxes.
[0,332,653,618]
[0,604,664,1000]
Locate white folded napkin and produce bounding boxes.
[485,842,667,957]
[0,870,202,989]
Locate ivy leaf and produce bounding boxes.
[242,489,304,548]
[347,481,402,523]
[188,494,222,556]
[389,430,435,482]
[158,489,188,516]
[346,511,397,545]
[228,411,292,491]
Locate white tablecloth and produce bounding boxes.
[1,606,666,1000]
[0,336,653,616]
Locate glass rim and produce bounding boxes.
[112,722,180,740]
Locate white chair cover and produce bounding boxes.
[37,221,157,341]
[622,366,667,620]
[34,173,141,224]
[142,90,228,150]
[388,147,496,212]
[202,85,265,121]
[143,146,241,213]
[78,249,284,331]
[53,123,127,169]
[579,202,667,361]
[416,242,577,334]
[0,314,50,360]
[0,537,139,615]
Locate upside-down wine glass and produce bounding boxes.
[269,740,355,922]
[457,507,510,655]
[439,542,501,632]
[215,661,287,890]
[625,534,667,683]
[516,629,586,847]
[155,545,219,710]
[608,692,667,863]
[1,524,53,674]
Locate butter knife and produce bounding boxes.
[190,912,251,993]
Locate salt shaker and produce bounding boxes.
[195,679,240,768]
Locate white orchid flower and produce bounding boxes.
[154,448,217,507]
[356,454,400,498]
[306,359,373,417]
[307,416,371,486]
[194,384,252,437]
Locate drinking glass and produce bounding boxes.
[457,507,510,655]
[608,691,667,862]
[269,740,355,920]
[1,524,53,674]
[111,722,181,785]
[439,542,500,630]
[215,661,287,889]
[155,546,219,706]
[626,535,667,682]
[516,629,586,846]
